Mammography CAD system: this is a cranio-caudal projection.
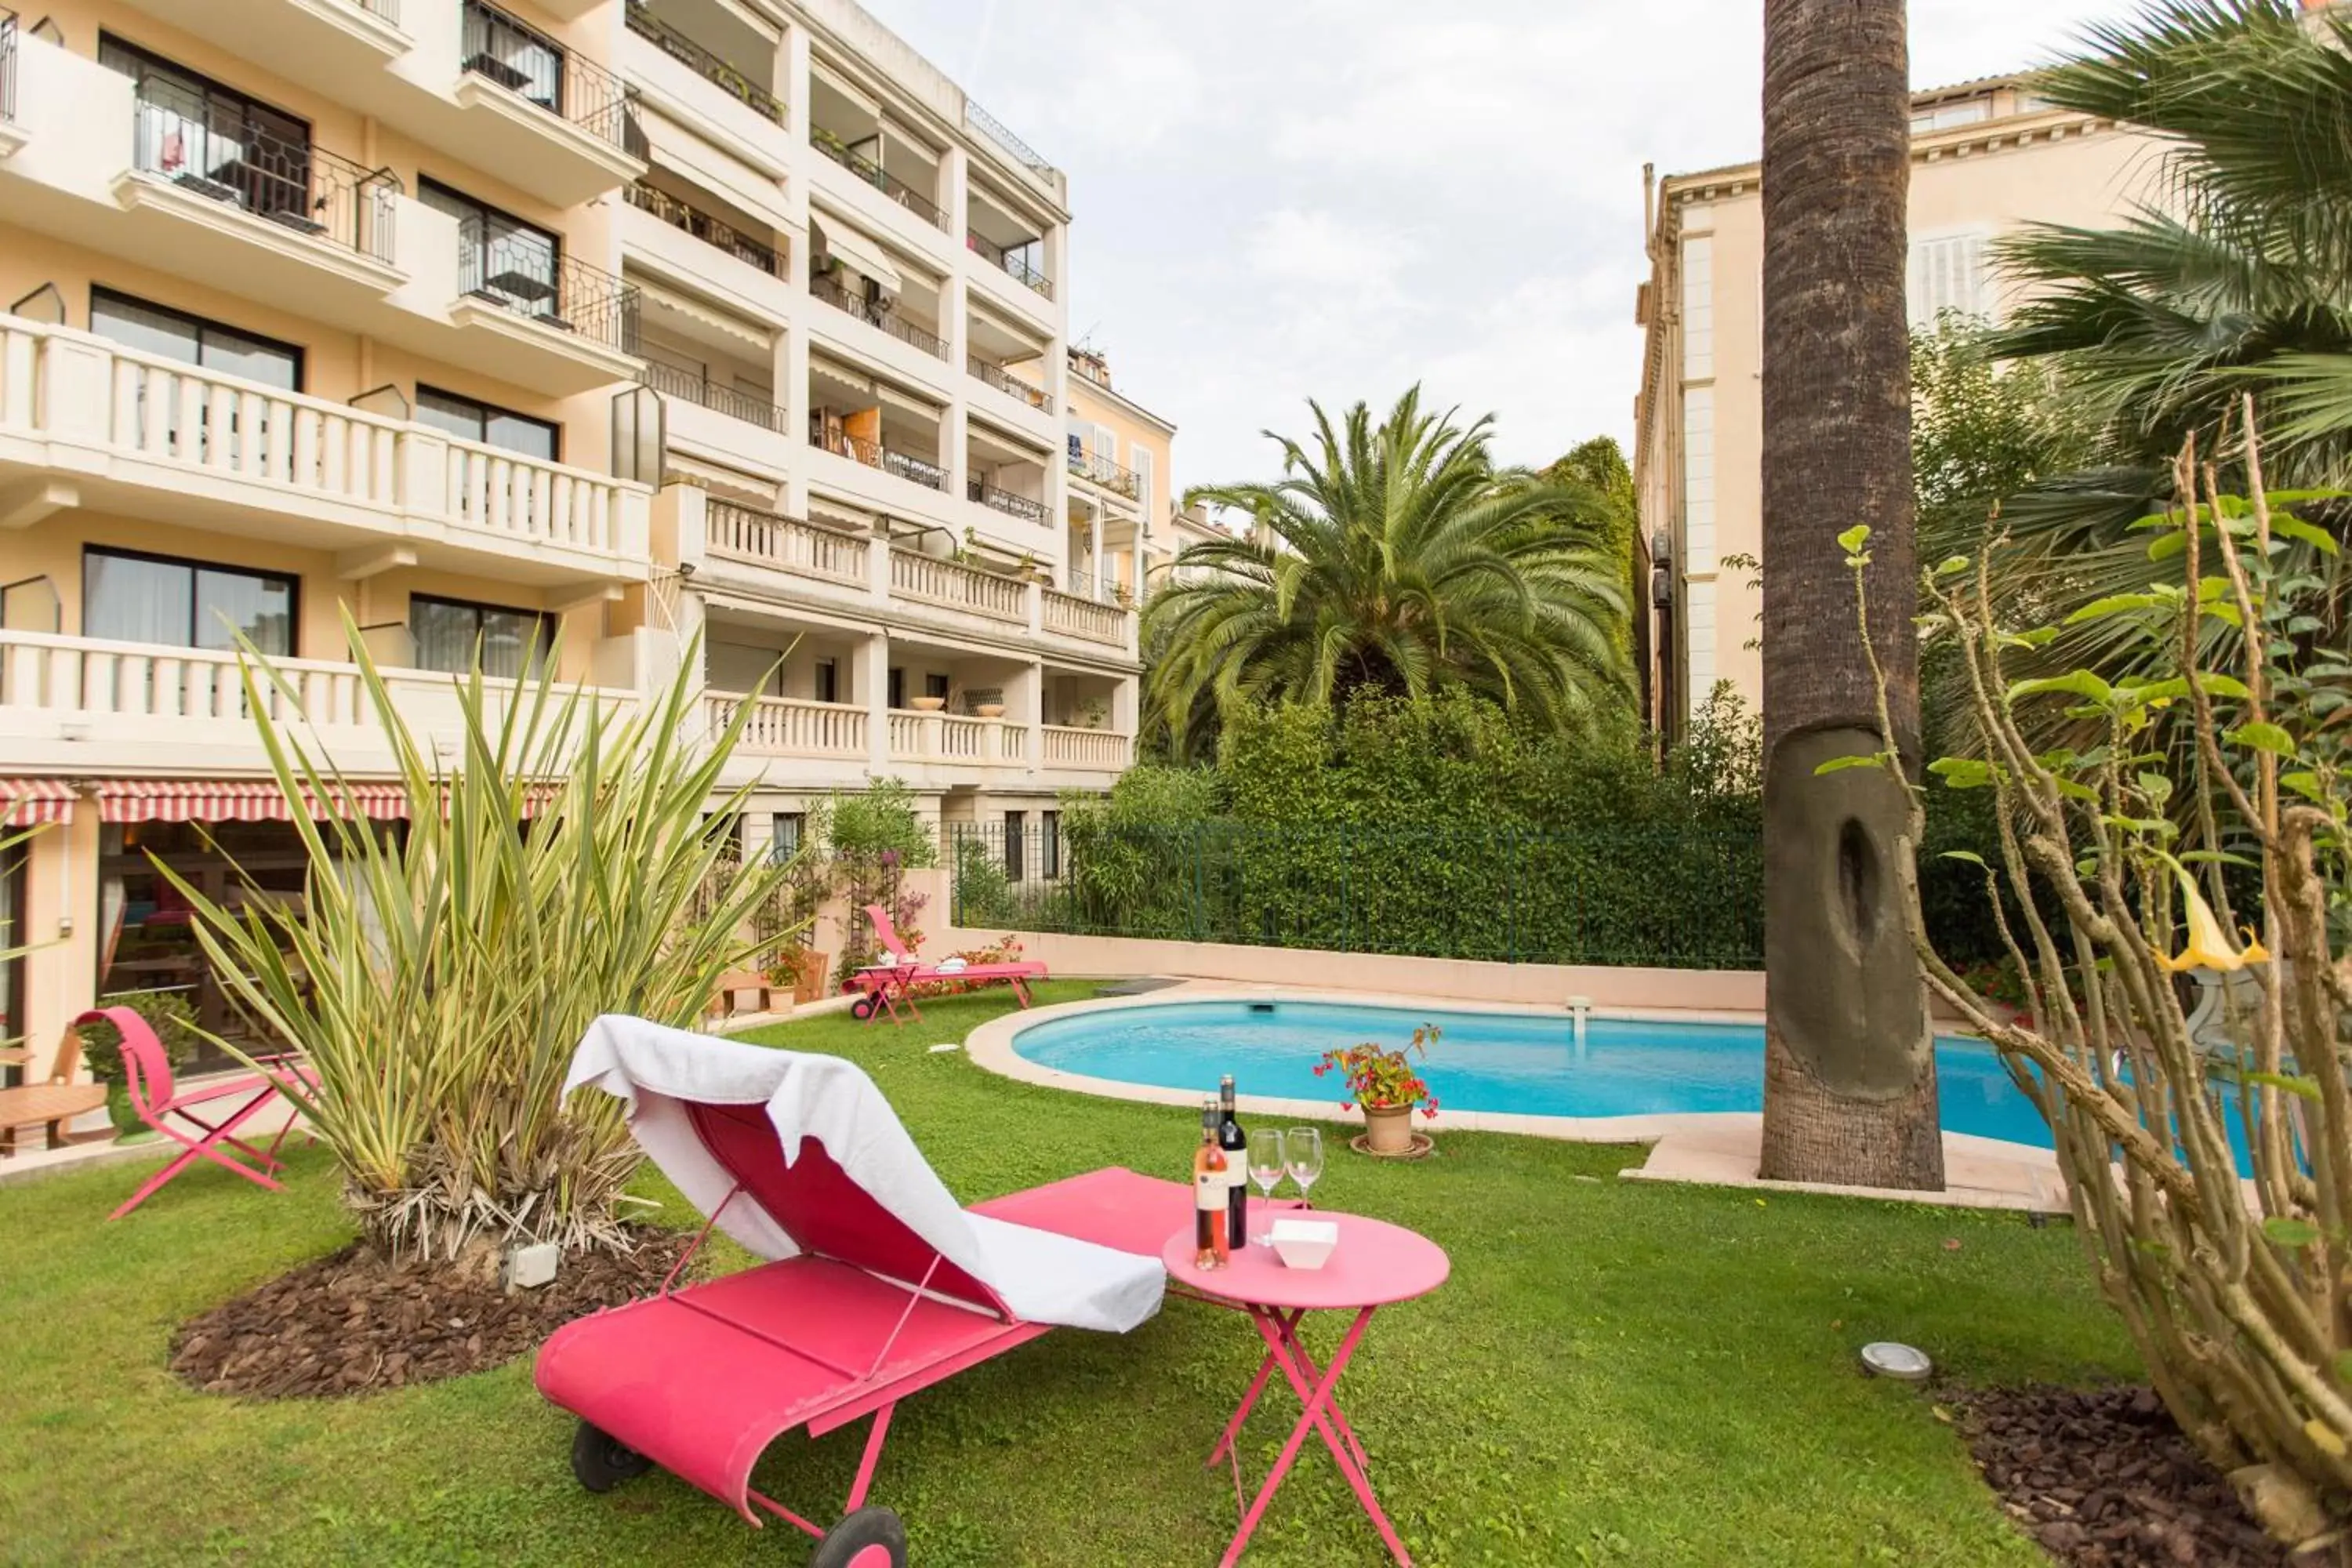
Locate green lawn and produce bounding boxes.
[0,982,2137,1566]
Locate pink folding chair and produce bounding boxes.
[84,1007,317,1221]
[842,903,1048,1025]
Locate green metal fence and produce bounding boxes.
[946,821,1764,970]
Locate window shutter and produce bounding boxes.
[1907,233,1991,330]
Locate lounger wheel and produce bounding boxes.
[808,1507,906,1568]
[570,1419,653,1492]
[849,995,877,1021]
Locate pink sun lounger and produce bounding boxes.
[84,1007,318,1220]
[841,903,1049,1025]
[538,1016,1193,1568]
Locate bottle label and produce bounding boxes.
[1196,1170,1225,1210]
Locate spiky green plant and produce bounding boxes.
[169,619,804,1265]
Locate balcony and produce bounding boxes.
[887,709,1025,769]
[811,417,947,493]
[705,500,869,587]
[1041,588,1127,648]
[888,548,1026,622]
[966,228,1051,300]
[967,354,1051,414]
[1069,445,1142,503]
[114,0,407,96]
[0,11,23,160]
[624,4,781,125]
[810,127,945,232]
[641,360,783,433]
[968,479,1047,525]
[810,274,946,361]
[711,691,866,760]
[452,0,642,206]
[1040,724,1131,772]
[0,319,651,583]
[0,630,637,776]
[624,181,779,276]
[446,213,643,393]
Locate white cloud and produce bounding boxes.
[859,0,2143,486]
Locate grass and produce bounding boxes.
[0,981,2139,1566]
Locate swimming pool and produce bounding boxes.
[1011,999,2058,1150]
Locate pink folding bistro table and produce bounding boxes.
[1165,1212,1450,1568]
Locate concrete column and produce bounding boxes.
[861,629,890,775]
[1111,674,1138,736]
[22,811,105,1131]
[1011,661,1044,782]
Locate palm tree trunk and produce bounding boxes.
[1756,0,1942,1189]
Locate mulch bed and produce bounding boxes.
[169,1228,694,1398]
[1950,1385,2321,1566]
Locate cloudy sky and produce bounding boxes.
[861,0,2139,490]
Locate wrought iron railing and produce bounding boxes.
[966,353,1051,412]
[1,10,17,127]
[129,89,399,263]
[640,360,783,431]
[462,0,633,151]
[809,417,946,492]
[968,480,1046,524]
[964,100,1054,177]
[948,822,1766,969]
[624,180,779,275]
[808,126,945,229]
[1067,445,1141,500]
[809,274,946,359]
[964,228,1051,299]
[456,212,640,354]
[624,2,782,124]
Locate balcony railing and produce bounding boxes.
[625,2,782,125]
[887,548,1026,622]
[462,0,633,151]
[965,229,1051,299]
[809,274,947,360]
[1042,589,1127,647]
[967,479,1046,524]
[456,212,640,355]
[966,354,1051,413]
[129,89,398,263]
[964,100,1055,177]
[1067,445,1142,500]
[1040,724,1131,771]
[809,418,947,492]
[713,692,865,758]
[641,360,784,433]
[2,10,17,127]
[888,710,1024,766]
[706,500,869,584]
[624,181,780,275]
[809,126,945,230]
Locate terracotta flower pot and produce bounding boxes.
[1363,1104,1417,1154]
[910,696,946,712]
[793,949,830,1006]
[975,703,1007,719]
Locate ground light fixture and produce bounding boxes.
[1860,1342,1933,1381]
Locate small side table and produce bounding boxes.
[1163,1211,1449,1566]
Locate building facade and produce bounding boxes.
[0,0,1147,1083]
[1632,76,2158,737]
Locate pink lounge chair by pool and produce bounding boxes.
[841,902,1047,1024]
[538,1016,1192,1568]
[86,1007,317,1221]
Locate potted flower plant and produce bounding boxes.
[1315,1023,1440,1154]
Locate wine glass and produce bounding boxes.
[1285,1127,1325,1210]
[1247,1128,1287,1245]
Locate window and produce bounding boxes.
[887,666,905,710]
[1910,99,1992,134]
[1907,230,1992,329]
[408,593,550,679]
[924,672,949,702]
[100,36,314,228]
[423,178,561,320]
[1133,448,1155,520]
[1003,810,1025,880]
[1041,808,1060,880]
[770,811,805,862]
[461,0,566,114]
[90,289,302,391]
[84,547,296,655]
[1093,423,1117,463]
[416,384,559,461]
[814,659,838,704]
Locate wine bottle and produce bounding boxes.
[1218,1075,1248,1248]
[1193,1098,1229,1269]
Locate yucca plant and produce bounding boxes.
[169,617,804,1268]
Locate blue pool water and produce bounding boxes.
[1013,1000,2060,1149]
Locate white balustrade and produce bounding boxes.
[887,548,1028,622]
[712,692,866,757]
[1041,725,1132,771]
[707,503,869,585]
[1042,588,1130,646]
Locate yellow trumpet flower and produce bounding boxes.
[2160,859,2269,973]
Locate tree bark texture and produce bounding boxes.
[1756,0,1942,1189]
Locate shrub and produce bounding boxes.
[76,989,199,1084]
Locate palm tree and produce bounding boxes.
[1142,389,1629,758]
[1755,0,1943,1189]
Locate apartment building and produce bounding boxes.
[1632,75,2159,737]
[1062,342,1171,598]
[0,0,1140,1086]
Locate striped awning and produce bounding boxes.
[93,780,412,824]
[0,778,78,827]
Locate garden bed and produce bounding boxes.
[1951,1385,2311,1566]
[169,1228,693,1398]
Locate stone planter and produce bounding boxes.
[975,703,1007,719]
[792,949,830,1006]
[1363,1104,1417,1155]
[910,696,946,712]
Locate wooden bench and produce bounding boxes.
[0,1026,108,1156]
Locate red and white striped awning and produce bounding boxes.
[0,778,78,827]
[93,779,413,824]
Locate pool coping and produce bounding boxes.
[961,981,2072,1216]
